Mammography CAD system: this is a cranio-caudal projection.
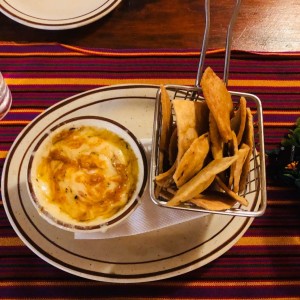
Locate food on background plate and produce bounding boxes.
[154,67,253,211]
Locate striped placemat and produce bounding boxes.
[0,43,299,299]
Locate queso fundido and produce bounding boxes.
[30,125,140,225]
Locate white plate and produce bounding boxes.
[0,0,122,30]
[1,85,260,283]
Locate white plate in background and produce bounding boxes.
[0,0,122,30]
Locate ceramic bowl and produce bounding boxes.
[27,116,148,232]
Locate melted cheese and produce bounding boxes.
[33,126,139,223]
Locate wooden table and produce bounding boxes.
[1,0,299,52]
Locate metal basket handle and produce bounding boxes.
[195,0,242,88]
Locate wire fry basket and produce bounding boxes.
[149,0,267,217]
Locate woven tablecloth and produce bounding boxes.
[0,43,299,299]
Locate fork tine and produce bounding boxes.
[196,0,242,87]
[223,0,242,85]
[195,0,210,88]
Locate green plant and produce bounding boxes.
[281,117,300,147]
[267,117,300,191]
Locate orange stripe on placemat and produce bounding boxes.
[9,109,44,113]
[236,236,300,246]
[228,79,300,88]
[210,109,299,118]
[0,280,299,287]
[5,78,300,88]
[62,44,201,57]
[263,111,300,115]
[5,78,193,86]
[0,151,7,159]
[0,52,84,57]
[0,237,24,246]
[0,121,30,125]
[0,51,84,57]
[264,122,296,127]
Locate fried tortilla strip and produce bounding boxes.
[228,130,238,156]
[228,131,239,187]
[195,100,209,136]
[231,96,247,145]
[215,175,249,206]
[239,108,254,193]
[173,99,199,162]
[159,85,173,170]
[232,144,250,193]
[190,192,236,211]
[173,133,210,187]
[155,163,176,187]
[209,112,224,159]
[168,126,178,166]
[154,184,162,199]
[167,155,238,207]
[201,67,233,143]
[160,85,172,150]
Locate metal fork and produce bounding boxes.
[196,0,242,87]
